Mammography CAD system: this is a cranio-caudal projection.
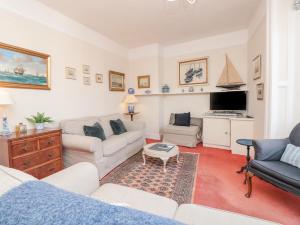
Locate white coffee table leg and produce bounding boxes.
[162,159,168,173]
[176,153,179,163]
[142,153,146,165]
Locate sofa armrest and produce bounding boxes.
[124,120,145,132]
[62,134,103,154]
[253,138,289,161]
[42,162,99,196]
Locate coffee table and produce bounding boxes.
[142,143,180,173]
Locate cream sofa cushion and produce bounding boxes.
[175,204,280,225]
[120,130,143,144]
[102,135,127,156]
[163,125,199,136]
[92,183,178,219]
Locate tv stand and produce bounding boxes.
[202,115,254,155]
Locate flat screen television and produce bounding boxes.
[210,91,247,111]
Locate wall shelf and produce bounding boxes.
[135,89,248,97]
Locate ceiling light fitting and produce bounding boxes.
[167,0,197,5]
[295,0,300,10]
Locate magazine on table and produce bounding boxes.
[149,144,175,152]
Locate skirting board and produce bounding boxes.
[203,143,231,150]
[145,132,161,140]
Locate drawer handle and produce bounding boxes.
[48,154,53,158]
[23,161,30,166]
[47,140,54,145]
[48,168,55,172]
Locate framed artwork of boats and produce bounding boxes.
[0,42,50,90]
[178,57,208,86]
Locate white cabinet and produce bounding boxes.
[203,116,254,154]
[203,118,231,149]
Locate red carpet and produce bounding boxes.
[147,139,300,225]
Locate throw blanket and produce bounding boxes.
[0,181,184,225]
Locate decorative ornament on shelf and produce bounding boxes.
[26,112,54,130]
[188,86,194,92]
[128,88,135,95]
[162,84,170,93]
[0,90,14,136]
[145,89,151,95]
[124,95,138,113]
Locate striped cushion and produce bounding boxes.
[280,144,300,168]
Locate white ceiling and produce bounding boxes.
[36,0,260,48]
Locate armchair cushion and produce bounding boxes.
[280,144,300,168]
[253,139,289,161]
[249,160,300,188]
[163,125,199,136]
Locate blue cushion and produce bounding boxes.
[83,122,106,141]
[110,119,127,135]
[174,113,191,126]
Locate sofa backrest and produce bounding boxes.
[60,114,122,138]
[289,123,300,146]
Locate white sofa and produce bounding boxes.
[0,163,281,225]
[60,113,145,178]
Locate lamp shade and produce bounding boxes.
[0,90,14,105]
[124,95,138,104]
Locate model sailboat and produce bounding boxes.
[216,55,245,89]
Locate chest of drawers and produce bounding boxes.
[0,129,63,179]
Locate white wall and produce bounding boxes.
[247,1,267,139]
[0,8,128,130]
[128,31,248,138]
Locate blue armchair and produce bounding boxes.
[245,123,300,197]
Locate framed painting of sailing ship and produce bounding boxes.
[0,42,50,90]
[109,70,125,91]
[178,57,208,86]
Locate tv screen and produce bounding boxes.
[210,91,247,111]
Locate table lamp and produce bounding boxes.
[0,90,14,135]
[124,94,138,113]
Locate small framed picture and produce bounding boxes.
[109,70,125,91]
[95,74,103,83]
[257,83,264,100]
[65,67,76,80]
[138,75,150,89]
[253,55,261,80]
[83,76,91,85]
[82,64,90,74]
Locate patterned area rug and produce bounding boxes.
[101,151,199,204]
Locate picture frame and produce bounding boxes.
[0,42,51,90]
[95,73,103,83]
[65,67,76,80]
[257,83,264,100]
[137,75,150,89]
[253,55,261,80]
[83,76,91,85]
[178,57,208,86]
[82,64,90,74]
[109,70,125,91]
